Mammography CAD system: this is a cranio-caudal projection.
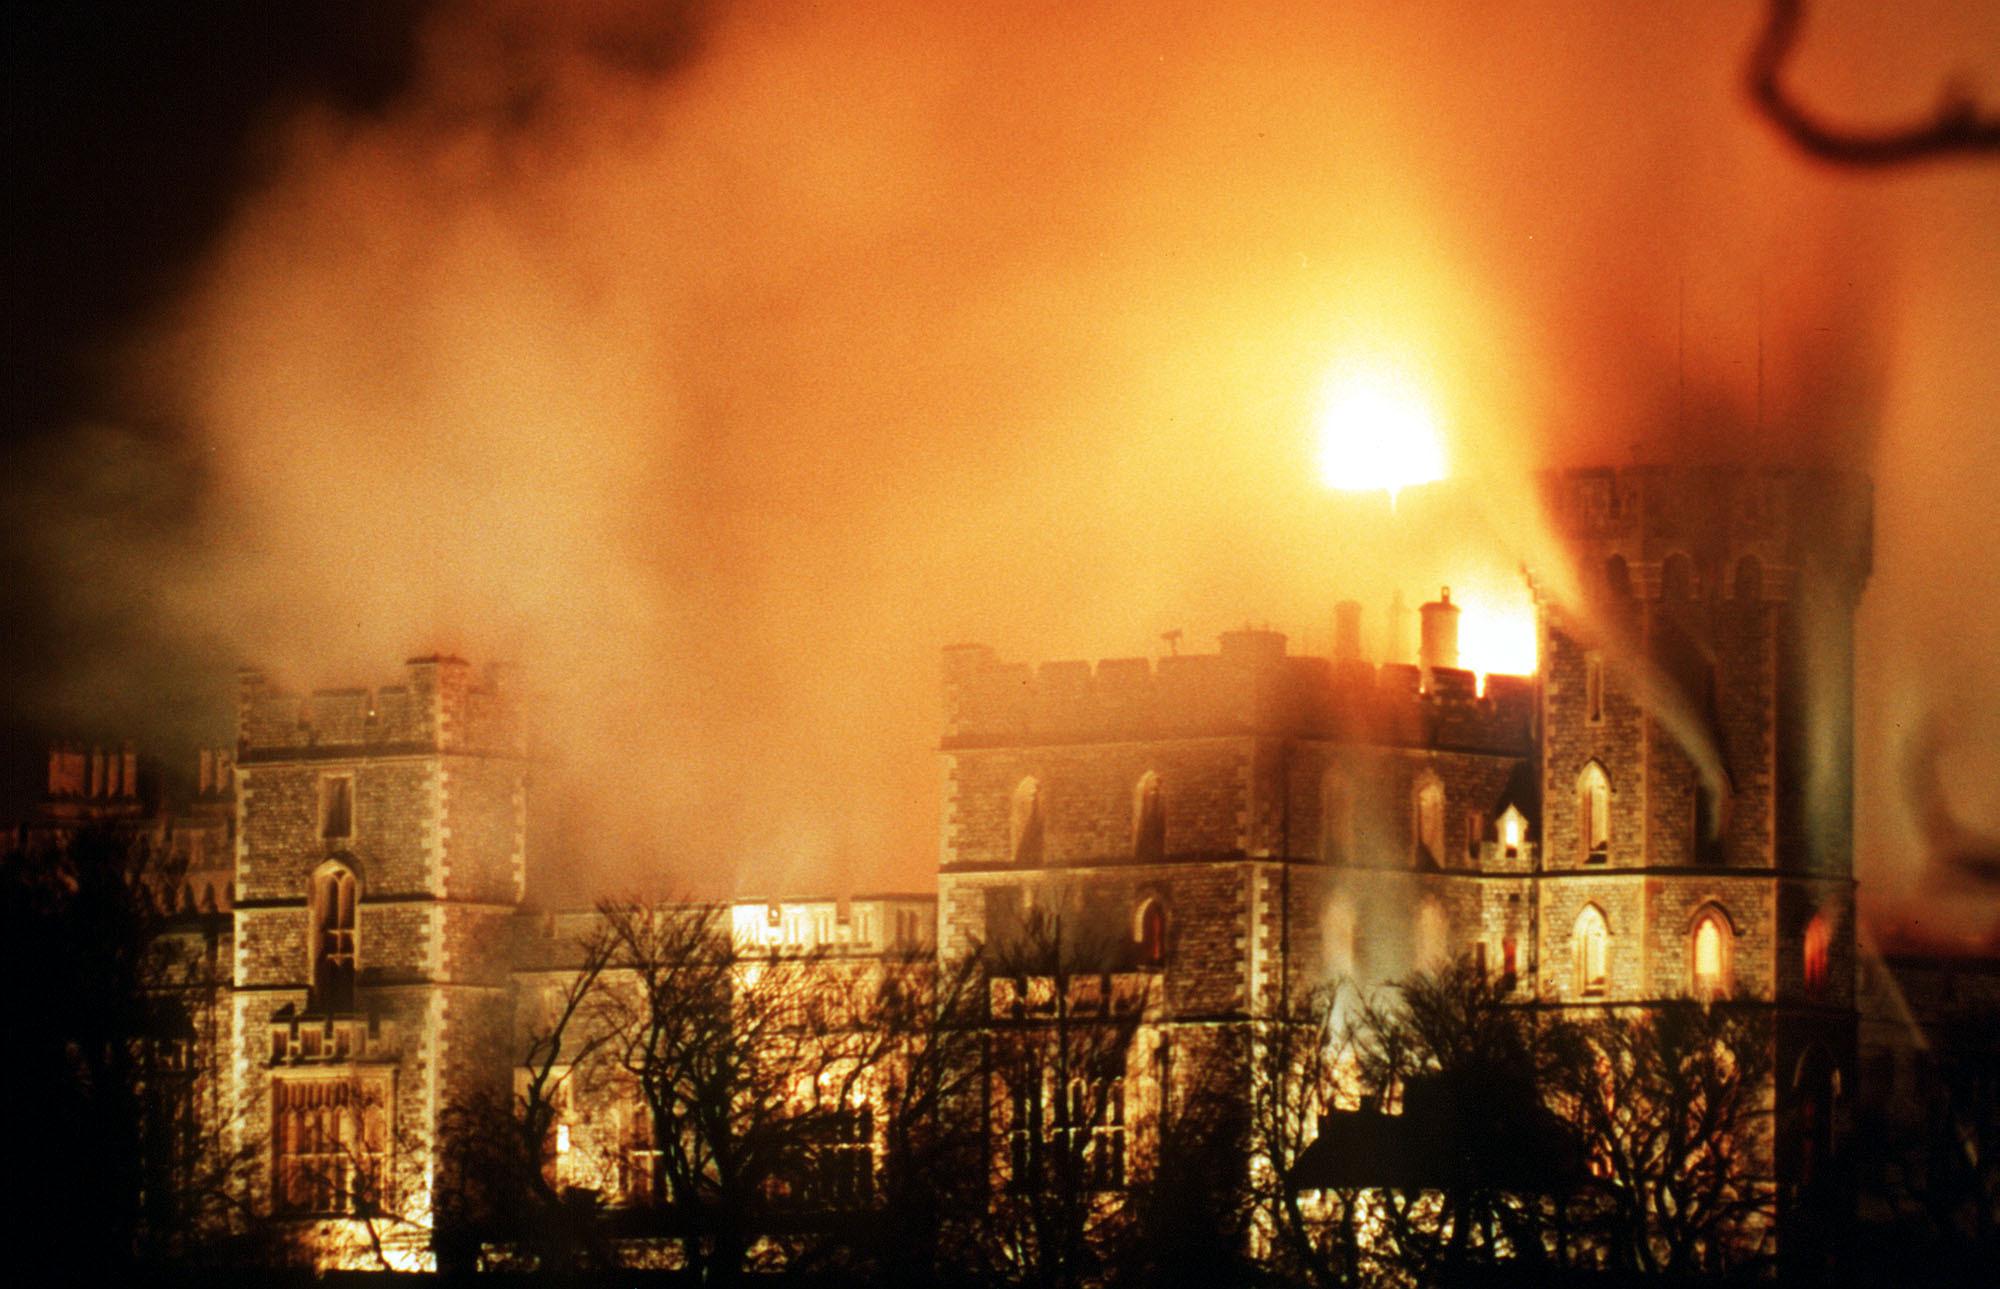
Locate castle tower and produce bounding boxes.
[227,656,526,1267]
[1531,465,1872,1240]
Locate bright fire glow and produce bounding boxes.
[1457,596,1538,682]
[1313,364,1447,505]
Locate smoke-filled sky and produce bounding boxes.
[5,2,1997,934]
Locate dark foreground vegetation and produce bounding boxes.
[4,829,1995,1286]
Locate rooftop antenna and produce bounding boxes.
[1161,628,1183,657]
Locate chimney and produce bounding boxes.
[1419,587,1461,684]
[1333,600,1364,663]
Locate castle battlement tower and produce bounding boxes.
[228,655,526,1267]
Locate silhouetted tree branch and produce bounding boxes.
[1748,0,2000,166]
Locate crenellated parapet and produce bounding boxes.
[1535,465,1873,606]
[236,654,524,762]
[943,630,1533,756]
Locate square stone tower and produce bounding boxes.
[1532,464,1873,1227]
[228,656,526,1267]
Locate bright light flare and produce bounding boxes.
[1313,364,1447,505]
[1457,596,1538,684]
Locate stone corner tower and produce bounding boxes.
[228,655,527,1267]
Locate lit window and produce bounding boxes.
[1578,763,1611,862]
[1500,806,1526,857]
[320,775,353,840]
[1575,906,1609,997]
[272,1076,388,1215]
[309,862,358,1012]
[1804,912,1830,999]
[1415,778,1444,868]
[1691,909,1730,999]
[1132,771,1164,863]
[1010,777,1044,866]
[1135,899,1167,968]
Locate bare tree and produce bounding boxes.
[978,908,1148,1289]
[434,921,617,1273]
[1547,1000,1778,1277]
[595,897,901,1282]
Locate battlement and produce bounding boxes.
[1537,465,1873,599]
[237,655,525,761]
[942,632,1533,755]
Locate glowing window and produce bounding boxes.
[1575,906,1609,997]
[1135,899,1167,967]
[309,861,358,1012]
[1132,771,1164,863]
[272,1075,387,1215]
[1010,778,1044,866]
[1320,767,1352,864]
[1415,778,1445,868]
[1500,806,1526,857]
[1692,909,1730,999]
[1804,912,1831,998]
[1578,762,1611,862]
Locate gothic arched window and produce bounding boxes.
[1691,906,1732,999]
[1010,778,1045,866]
[1574,905,1609,998]
[1132,771,1164,863]
[1578,762,1611,863]
[1414,777,1445,869]
[309,860,358,1012]
[1604,555,1633,601]
[1135,898,1167,968]
[1661,552,1696,601]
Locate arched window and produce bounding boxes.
[309,860,358,1012]
[1010,778,1044,866]
[1414,777,1445,869]
[1578,762,1611,862]
[1691,907,1732,999]
[1804,911,1831,999]
[1135,899,1167,968]
[1320,767,1352,864]
[1733,555,1763,603]
[1604,555,1633,601]
[1661,553,1696,601]
[1574,905,1609,997]
[1132,771,1164,863]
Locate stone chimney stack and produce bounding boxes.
[1419,587,1461,684]
[1333,600,1364,663]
